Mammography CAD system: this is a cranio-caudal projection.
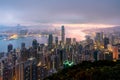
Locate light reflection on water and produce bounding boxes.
[0,36,47,52]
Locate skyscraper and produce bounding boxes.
[104,37,109,49]
[32,39,38,49]
[48,34,53,50]
[61,26,65,43]
[24,58,37,80]
[3,66,12,80]
[66,38,71,45]
[95,32,101,43]
[55,37,58,45]
[21,42,25,49]
[48,34,53,46]
[8,44,13,52]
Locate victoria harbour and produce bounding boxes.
[0,36,47,52]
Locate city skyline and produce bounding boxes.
[0,1,120,79]
[0,25,120,80]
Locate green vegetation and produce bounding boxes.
[44,60,120,80]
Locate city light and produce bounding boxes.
[0,0,120,79]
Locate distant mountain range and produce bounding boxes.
[0,25,25,33]
[82,26,120,34]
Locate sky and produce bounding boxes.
[0,0,120,40]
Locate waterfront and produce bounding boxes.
[0,36,48,52]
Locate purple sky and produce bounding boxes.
[0,0,120,40]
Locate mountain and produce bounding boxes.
[83,26,120,33]
[0,25,25,33]
[44,60,120,80]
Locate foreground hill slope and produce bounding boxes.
[44,60,120,80]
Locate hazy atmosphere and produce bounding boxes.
[0,0,120,40]
[1,1,120,80]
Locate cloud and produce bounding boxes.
[0,0,120,40]
[0,0,120,25]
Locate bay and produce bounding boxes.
[0,36,48,52]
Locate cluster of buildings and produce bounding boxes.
[0,25,120,80]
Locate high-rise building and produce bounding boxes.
[24,62,30,80]
[48,34,53,45]
[73,38,76,44]
[66,38,71,45]
[37,63,48,80]
[0,59,4,79]
[78,44,83,54]
[37,44,44,62]
[21,47,28,61]
[95,32,101,42]
[48,34,53,49]
[55,37,58,45]
[59,49,66,65]
[100,32,104,43]
[21,42,25,49]
[54,55,59,70]
[32,39,38,49]
[112,45,118,60]
[24,58,37,80]
[31,62,37,80]
[8,44,13,52]
[61,26,65,43]
[93,50,99,61]
[97,51,104,60]
[15,63,24,80]
[3,66,12,80]
[104,50,113,60]
[12,54,17,65]
[104,37,109,49]
[118,44,120,60]
[95,32,104,44]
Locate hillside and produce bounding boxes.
[44,60,120,80]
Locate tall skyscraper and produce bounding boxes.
[100,32,104,43]
[104,37,109,49]
[21,42,25,49]
[48,34,53,46]
[95,32,101,43]
[95,32,104,44]
[55,37,58,45]
[24,58,37,80]
[8,44,13,52]
[32,39,38,49]
[37,63,48,80]
[48,34,53,50]
[61,26,65,43]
